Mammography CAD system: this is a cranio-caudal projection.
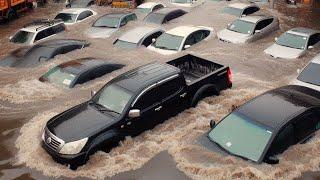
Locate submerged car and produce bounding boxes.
[264,27,320,59]
[136,2,164,15]
[292,54,320,91]
[39,58,124,88]
[113,26,164,49]
[200,85,320,164]
[143,8,187,25]
[54,8,97,25]
[41,54,232,170]
[170,0,203,7]
[86,13,137,39]
[0,39,90,68]
[10,19,65,45]
[222,3,260,17]
[218,15,279,44]
[66,0,95,8]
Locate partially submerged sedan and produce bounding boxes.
[170,0,203,7]
[86,13,137,39]
[200,85,320,164]
[54,8,97,25]
[39,58,124,88]
[113,26,164,49]
[144,8,187,25]
[218,15,279,44]
[222,3,260,17]
[147,26,213,55]
[136,2,164,15]
[0,39,90,68]
[264,27,320,59]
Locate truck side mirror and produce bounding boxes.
[210,120,216,128]
[91,90,96,97]
[128,109,140,118]
[264,155,279,164]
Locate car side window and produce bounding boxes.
[128,13,137,21]
[293,111,319,142]
[184,33,197,47]
[194,30,210,43]
[153,4,164,11]
[52,24,65,34]
[255,18,273,31]
[243,6,260,16]
[120,17,128,26]
[142,31,163,47]
[156,77,183,102]
[35,28,54,42]
[77,11,92,21]
[134,87,160,111]
[308,33,320,47]
[267,123,294,156]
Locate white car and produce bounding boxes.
[86,13,137,39]
[10,19,66,45]
[292,54,320,91]
[264,27,320,59]
[170,0,203,7]
[136,2,164,15]
[222,3,260,17]
[54,8,96,25]
[218,15,279,44]
[113,26,164,49]
[147,25,213,55]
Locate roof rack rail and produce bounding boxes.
[23,19,64,31]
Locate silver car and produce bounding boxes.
[264,27,320,59]
[222,3,260,17]
[292,54,320,91]
[218,15,279,44]
[113,26,164,49]
[86,13,137,39]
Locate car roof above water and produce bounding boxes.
[287,27,319,37]
[118,26,162,43]
[58,58,109,75]
[113,62,180,93]
[236,85,320,130]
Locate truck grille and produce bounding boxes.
[44,128,64,152]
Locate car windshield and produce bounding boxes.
[171,0,192,3]
[145,13,165,24]
[137,7,151,14]
[114,39,137,49]
[55,13,77,23]
[93,84,133,115]
[227,19,255,34]
[93,16,120,28]
[298,62,320,86]
[152,33,184,51]
[42,67,76,88]
[10,31,35,44]
[222,7,242,16]
[208,112,273,162]
[276,32,308,50]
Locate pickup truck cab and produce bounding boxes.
[41,54,232,169]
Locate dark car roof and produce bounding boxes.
[236,85,320,130]
[59,58,114,75]
[154,8,183,14]
[112,62,180,93]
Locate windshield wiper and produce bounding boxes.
[89,101,120,115]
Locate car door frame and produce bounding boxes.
[139,30,164,47]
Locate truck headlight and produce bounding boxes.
[59,138,88,155]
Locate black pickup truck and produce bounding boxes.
[41,54,232,169]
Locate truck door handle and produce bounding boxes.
[155,106,162,111]
[180,93,187,98]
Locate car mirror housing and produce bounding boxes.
[308,46,314,49]
[129,109,140,118]
[274,37,278,41]
[184,45,191,49]
[297,68,301,74]
[255,30,261,33]
[91,90,96,97]
[264,155,279,164]
[152,38,156,43]
[38,56,48,62]
[210,119,216,128]
[9,36,13,40]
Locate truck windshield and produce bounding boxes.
[11,31,35,44]
[152,33,184,51]
[222,7,242,17]
[208,112,273,162]
[298,62,320,86]
[42,67,76,88]
[114,39,137,49]
[94,85,133,115]
[227,19,255,34]
[55,13,77,23]
[276,32,308,50]
[93,16,120,28]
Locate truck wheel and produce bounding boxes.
[191,85,219,107]
[69,164,78,170]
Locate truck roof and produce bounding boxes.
[113,62,180,92]
[236,85,320,131]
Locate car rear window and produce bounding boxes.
[298,62,320,86]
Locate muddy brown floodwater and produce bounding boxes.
[1,0,320,179]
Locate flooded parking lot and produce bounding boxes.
[1,0,320,179]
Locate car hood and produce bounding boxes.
[264,44,305,59]
[47,103,117,142]
[86,27,117,39]
[147,45,178,55]
[217,29,251,44]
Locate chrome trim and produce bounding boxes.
[156,74,179,85]
[43,127,65,152]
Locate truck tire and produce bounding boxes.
[191,84,219,107]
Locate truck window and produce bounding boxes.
[293,111,319,142]
[156,77,183,102]
[134,87,159,110]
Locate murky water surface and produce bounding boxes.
[1,0,320,179]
